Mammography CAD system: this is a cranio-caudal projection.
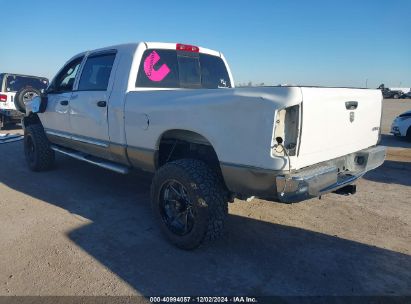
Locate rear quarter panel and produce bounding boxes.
[123,87,302,171]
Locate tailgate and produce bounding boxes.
[295,87,382,169]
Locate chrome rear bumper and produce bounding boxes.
[275,146,386,203]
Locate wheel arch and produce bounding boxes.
[156,129,216,147]
[155,129,229,192]
[22,113,42,129]
[156,129,219,166]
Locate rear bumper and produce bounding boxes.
[221,145,386,203]
[0,109,22,120]
[276,146,386,202]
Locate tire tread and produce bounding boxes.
[151,159,228,249]
[25,124,54,171]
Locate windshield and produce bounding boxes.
[5,75,49,92]
[136,49,231,89]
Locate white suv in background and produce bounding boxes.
[391,110,411,139]
[0,73,48,129]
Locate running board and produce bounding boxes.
[51,145,130,174]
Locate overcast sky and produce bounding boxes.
[1,0,410,88]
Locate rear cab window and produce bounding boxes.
[136,49,231,89]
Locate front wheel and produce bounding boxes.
[151,159,228,250]
[24,124,55,171]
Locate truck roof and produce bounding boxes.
[77,42,222,58]
[59,42,234,91]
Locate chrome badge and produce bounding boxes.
[350,111,355,123]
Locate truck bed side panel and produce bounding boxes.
[123,87,303,172]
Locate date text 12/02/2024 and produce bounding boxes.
[149,297,258,303]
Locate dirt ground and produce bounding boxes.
[0,99,410,296]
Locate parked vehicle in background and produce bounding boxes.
[378,84,404,99]
[0,73,48,129]
[400,91,411,99]
[391,110,411,139]
[24,42,386,249]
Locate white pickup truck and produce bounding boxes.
[24,42,386,249]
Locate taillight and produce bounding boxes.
[0,94,7,102]
[176,43,199,53]
[272,104,301,158]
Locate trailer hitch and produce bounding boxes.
[333,184,357,196]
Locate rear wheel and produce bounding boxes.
[151,159,228,250]
[24,124,55,171]
[393,94,399,99]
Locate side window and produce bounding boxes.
[52,57,83,93]
[78,53,116,91]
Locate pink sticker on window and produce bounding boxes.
[144,51,170,82]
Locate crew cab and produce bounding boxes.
[0,73,48,129]
[24,42,386,249]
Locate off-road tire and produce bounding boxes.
[151,159,228,250]
[24,124,55,171]
[14,87,41,113]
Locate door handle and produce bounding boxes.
[60,100,69,106]
[345,101,358,110]
[97,101,107,107]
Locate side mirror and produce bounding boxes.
[45,83,55,94]
[25,96,41,116]
[40,95,48,113]
[25,95,48,116]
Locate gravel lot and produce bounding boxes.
[0,99,410,296]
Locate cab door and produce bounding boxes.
[68,51,117,157]
[41,56,84,144]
